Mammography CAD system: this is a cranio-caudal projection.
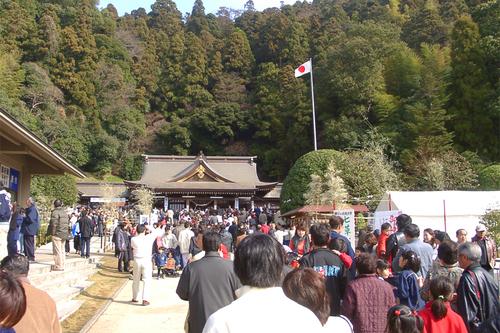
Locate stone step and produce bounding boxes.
[35,267,97,293]
[29,256,98,276]
[47,281,94,303]
[30,262,97,286]
[57,299,84,322]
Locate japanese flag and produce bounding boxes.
[294,60,311,78]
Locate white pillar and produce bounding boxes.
[234,198,240,210]
[251,199,255,210]
[164,196,169,211]
[214,200,218,210]
[186,199,190,210]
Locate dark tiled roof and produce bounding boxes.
[77,182,128,198]
[127,153,276,192]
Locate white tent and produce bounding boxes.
[374,191,500,240]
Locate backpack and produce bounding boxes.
[0,193,11,221]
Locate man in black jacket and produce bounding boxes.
[386,214,412,268]
[21,197,40,261]
[78,210,93,259]
[300,223,348,315]
[176,231,240,333]
[457,242,499,332]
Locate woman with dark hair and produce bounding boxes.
[397,250,425,310]
[423,228,437,260]
[386,305,424,333]
[342,253,395,333]
[362,233,378,255]
[189,225,205,259]
[418,276,467,333]
[289,222,310,257]
[283,268,353,332]
[434,230,451,246]
[421,241,463,303]
[235,225,247,248]
[0,271,27,332]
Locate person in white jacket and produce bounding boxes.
[131,223,165,306]
[178,222,194,268]
[203,234,323,333]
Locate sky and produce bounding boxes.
[98,0,302,16]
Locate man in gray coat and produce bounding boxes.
[48,199,69,271]
[393,223,434,278]
[176,231,241,333]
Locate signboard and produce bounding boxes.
[90,197,126,203]
[164,197,169,211]
[374,210,402,232]
[9,168,18,192]
[139,215,150,225]
[334,209,356,245]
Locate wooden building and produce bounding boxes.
[125,152,277,211]
[0,108,85,259]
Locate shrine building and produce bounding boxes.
[125,152,278,211]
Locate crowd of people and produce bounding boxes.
[165,211,499,333]
[1,194,499,333]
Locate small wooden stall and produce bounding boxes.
[282,204,370,245]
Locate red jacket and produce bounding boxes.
[418,301,467,333]
[377,233,389,258]
[339,252,353,269]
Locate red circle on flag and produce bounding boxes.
[298,65,306,73]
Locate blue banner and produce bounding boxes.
[9,168,19,192]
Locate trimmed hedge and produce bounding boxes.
[280,149,343,214]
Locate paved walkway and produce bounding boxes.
[88,276,188,332]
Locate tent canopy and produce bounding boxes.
[375,191,500,239]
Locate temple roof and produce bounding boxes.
[125,152,276,194]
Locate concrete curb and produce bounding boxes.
[78,270,130,333]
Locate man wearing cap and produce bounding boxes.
[471,224,496,274]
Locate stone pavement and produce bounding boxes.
[87,276,188,333]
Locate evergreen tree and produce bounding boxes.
[449,16,497,159]
[187,0,209,35]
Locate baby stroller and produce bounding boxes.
[162,249,179,277]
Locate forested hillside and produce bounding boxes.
[0,0,498,187]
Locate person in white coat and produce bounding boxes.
[131,223,165,306]
[178,222,194,268]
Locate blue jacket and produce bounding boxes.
[393,238,434,278]
[330,231,356,278]
[0,328,15,333]
[397,269,425,311]
[21,204,40,236]
[154,252,168,267]
[7,214,23,242]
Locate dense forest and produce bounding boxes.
[0,0,498,187]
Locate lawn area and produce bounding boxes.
[61,254,129,333]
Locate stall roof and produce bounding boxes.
[0,108,85,178]
[77,182,128,198]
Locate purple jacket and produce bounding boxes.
[343,274,396,333]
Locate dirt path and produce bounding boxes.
[87,276,188,333]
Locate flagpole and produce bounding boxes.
[310,58,318,151]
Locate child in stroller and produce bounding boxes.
[163,248,178,277]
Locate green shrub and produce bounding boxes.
[479,164,500,190]
[481,210,500,246]
[280,149,344,213]
[280,146,401,213]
